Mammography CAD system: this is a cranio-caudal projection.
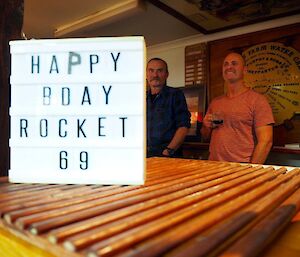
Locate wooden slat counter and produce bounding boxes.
[182,142,300,167]
[1,158,300,257]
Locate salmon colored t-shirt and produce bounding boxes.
[207,89,274,163]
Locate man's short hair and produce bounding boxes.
[147,58,169,73]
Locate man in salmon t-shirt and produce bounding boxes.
[201,52,274,164]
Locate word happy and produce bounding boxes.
[31,51,121,74]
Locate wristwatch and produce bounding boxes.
[165,147,175,156]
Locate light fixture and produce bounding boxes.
[54,0,144,37]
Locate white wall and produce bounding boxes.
[147,14,300,88]
[147,47,185,88]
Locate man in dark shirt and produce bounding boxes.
[146,58,191,157]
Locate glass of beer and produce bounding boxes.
[212,111,224,126]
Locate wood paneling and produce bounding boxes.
[208,23,300,101]
[0,0,24,176]
[208,23,300,145]
[185,43,208,87]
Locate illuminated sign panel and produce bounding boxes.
[9,37,146,185]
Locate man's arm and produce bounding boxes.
[251,125,273,164]
[162,89,191,156]
[162,127,189,156]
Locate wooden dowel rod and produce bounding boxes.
[67,168,284,254]
[162,169,300,257]
[219,188,300,257]
[85,169,298,257]
[42,167,272,239]
[3,184,143,224]
[0,185,121,217]
[22,165,257,231]
[0,184,72,202]
[6,164,253,227]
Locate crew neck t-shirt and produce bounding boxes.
[206,89,274,163]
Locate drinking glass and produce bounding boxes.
[212,111,224,126]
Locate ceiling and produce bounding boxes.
[23,0,300,47]
[22,0,200,46]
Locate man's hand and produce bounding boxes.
[203,114,213,129]
[162,149,170,156]
[201,114,215,141]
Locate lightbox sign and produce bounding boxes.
[9,37,146,185]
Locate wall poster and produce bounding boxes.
[243,42,300,125]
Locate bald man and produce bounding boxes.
[201,52,274,164]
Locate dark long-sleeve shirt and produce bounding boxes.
[147,85,191,157]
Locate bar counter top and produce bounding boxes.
[1,158,300,257]
[182,143,300,166]
[182,142,300,155]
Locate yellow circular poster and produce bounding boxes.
[243,42,300,125]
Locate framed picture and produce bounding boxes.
[148,0,300,34]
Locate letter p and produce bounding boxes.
[68,52,81,74]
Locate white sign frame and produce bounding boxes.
[9,37,146,185]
